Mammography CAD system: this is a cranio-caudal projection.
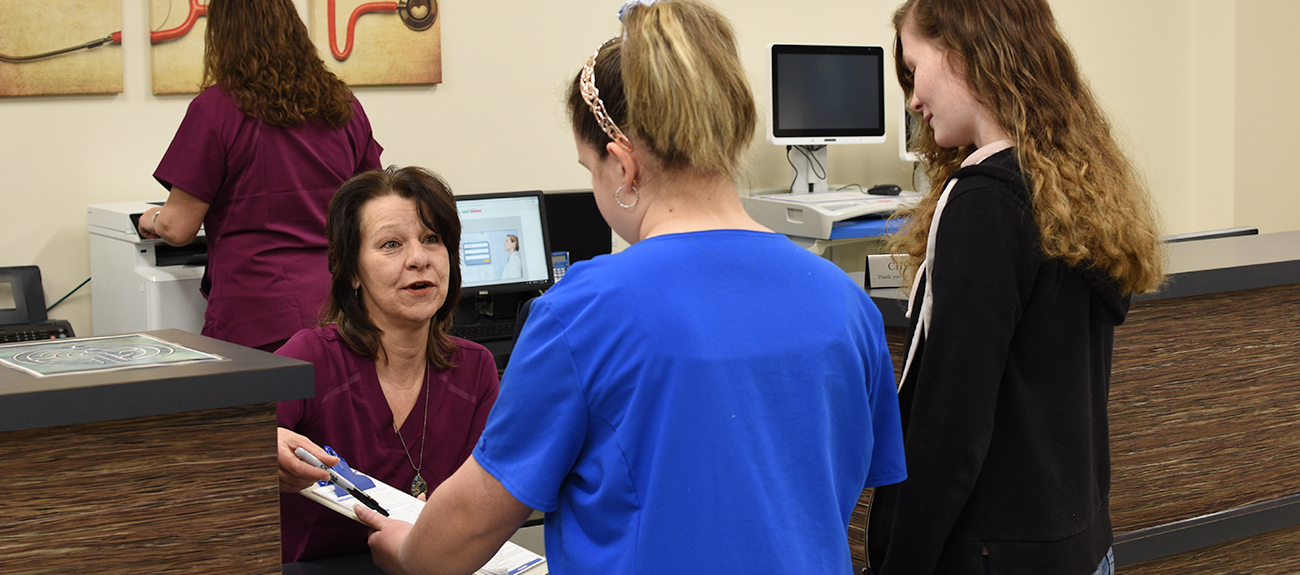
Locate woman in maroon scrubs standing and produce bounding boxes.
[139,0,382,351]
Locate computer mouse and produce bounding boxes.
[867,184,903,196]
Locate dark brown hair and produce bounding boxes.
[203,0,355,128]
[321,166,462,368]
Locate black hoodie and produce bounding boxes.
[868,148,1126,575]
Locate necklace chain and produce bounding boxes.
[391,361,430,492]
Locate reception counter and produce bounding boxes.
[851,231,1300,572]
[0,329,313,574]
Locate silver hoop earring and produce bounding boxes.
[615,180,639,209]
[354,288,360,303]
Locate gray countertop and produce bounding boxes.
[1142,230,1300,301]
[868,231,1300,327]
[0,329,313,433]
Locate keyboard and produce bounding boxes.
[448,321,517,342]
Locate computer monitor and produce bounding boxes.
[0,266,47,326]
[455,190,553,297]
[767,44,886,192]
[544,190,612,264]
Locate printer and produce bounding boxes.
[87,201,208,336]
[740,190,919,240]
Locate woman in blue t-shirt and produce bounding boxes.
[357,2,907,573]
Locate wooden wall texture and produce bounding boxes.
[1113,284,1300,571]
[0,404,281,574]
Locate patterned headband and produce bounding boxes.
[579,36,633,152]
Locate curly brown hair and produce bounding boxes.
[202,0,354,128]
[888,0,1164,295]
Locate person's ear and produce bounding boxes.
[606,140,638,187]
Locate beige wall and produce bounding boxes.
[1236,2,1300,232]
[1,0,1296,337]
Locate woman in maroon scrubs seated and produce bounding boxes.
[274,167,499,563]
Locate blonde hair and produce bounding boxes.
[568,0,756,179]
[888,0,1165,295]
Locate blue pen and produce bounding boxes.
[295,447,389,517]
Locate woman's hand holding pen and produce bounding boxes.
[277,427,339,492]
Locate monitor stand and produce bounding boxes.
[452,293,535,371]
[457,292,531,323]
[788,144,829,193]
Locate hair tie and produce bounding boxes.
[618,0,661,21]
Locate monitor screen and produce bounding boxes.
[544,190,612,264]
[0,266,46,326]
[455,191,553,297]
[768,44,886,145]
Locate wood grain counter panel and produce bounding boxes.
[1110,284,1300,533]
[0,404,281,574]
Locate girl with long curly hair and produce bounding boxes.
[139,0,383,353]
[867,0,1164,574]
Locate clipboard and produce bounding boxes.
[298,452,547,575]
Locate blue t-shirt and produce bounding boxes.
[474,230,905,574]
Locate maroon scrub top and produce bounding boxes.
[154,86,383,348]
[276,325,499,562]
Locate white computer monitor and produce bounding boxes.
[767,44,886,193]
[455,190,553,297]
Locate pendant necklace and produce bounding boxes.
[392,361,431,497]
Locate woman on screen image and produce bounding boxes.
[354,1,905,573]
[499,234,522,280]
[274,166,499,563]
[866,0,1165,574]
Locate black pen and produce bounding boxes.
[295,447,390,517]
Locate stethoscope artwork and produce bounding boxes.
[0,0,208,64]
[0,0,441,94]
[313,0,442,85]
[0,0,436,63]
[328,0,437,61]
